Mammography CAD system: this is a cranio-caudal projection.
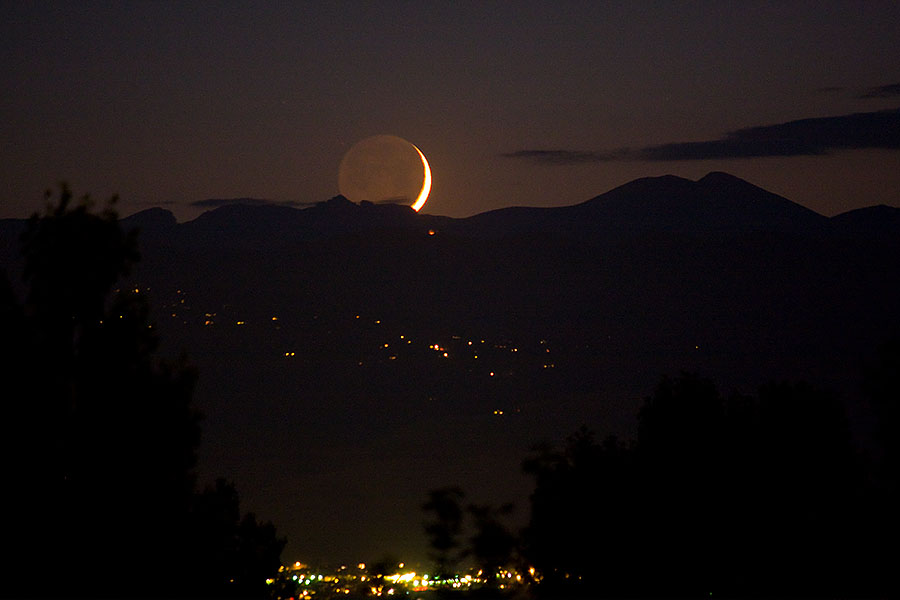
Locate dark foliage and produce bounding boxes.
[864,338,900,494]
[422,487,519,584]
[522,428,641,596]
[189,478,287,598]
[0,187,284,598]
[422,486,466,577]
[465,502,518,582]
[522,372,895,598]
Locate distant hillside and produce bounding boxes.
[122,172,882,248]
[830,204,900,238]
[455,172,831,240]
[4,172,899,565]
[109,171,900,389]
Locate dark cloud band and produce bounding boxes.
[504,107,900,164]
[500,150,609,164]
[859,83,900,99]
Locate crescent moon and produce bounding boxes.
[410,145,431,212]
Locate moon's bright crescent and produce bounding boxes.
[411,145,431,212]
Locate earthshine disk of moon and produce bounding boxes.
[338,135,431,212]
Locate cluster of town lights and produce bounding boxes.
[156,292,564,378]
[270,561,534,598]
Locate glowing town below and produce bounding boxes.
[269,561,539,599]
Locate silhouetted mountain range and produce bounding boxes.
[120,171,873,244]
[455,172,832,239]
[830,203,900,239]
[2,172,898,563]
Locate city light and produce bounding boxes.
[271,561,532,599]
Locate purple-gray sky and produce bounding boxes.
[3,1,899,221]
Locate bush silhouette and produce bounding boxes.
[0,186,283,598]
[522,373,881,598]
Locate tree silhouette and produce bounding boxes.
[864,337,900,495]
[423,486,520,591]
[859,337,900,597]
[0,186,283,598]
[464,502,517,585]
[522,428,640,597]
[189,478,287,599]
[737,381,866,596]
[522,373,874,598]
[422,486,466,578]
[0,187,200,596]
[634,373,727,595]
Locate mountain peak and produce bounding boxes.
[831,204,900,237]
[613,174,696,194]
[697,171,773,196]
[121,207,178,230]
[320,195,355,208]
[570,171,828,237]
[699,171,745,183]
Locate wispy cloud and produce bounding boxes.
[858,83,900,99]
[138,199,176,206]
[500,150,614,164]
[504,107,900,163]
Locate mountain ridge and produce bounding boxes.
[3,170,899,569]
[120,172,892,246]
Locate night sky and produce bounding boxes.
[4,0,900,574]
[3,1,899,222]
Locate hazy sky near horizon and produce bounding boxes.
[2,1,899,222]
